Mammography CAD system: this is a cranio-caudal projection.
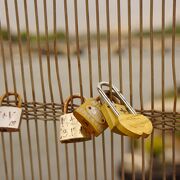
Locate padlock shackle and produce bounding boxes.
[64,95,86,113]
[97,82,136,115]
[95,90,120,104]
[97,86,120,117]
[0,92,22,108]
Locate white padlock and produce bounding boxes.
[59,95,91,143]
[0,92,23,132]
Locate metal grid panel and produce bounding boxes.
[0,0,179,179]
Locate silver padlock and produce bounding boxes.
[0,92,23,132]
[59,95,91,143]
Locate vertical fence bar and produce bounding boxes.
[7,1,28,179]
[14,1,36,180]
[63,1,77,179]
[74,0,84,98]
[0,21,8,93]
[33,1,51,180]
[150,0,154,123]
[23,0,43,179]
[43,0,54,101]
[139,0,145,180]
[85,1,98,180]
[1,133,9,180]
[161,0,166,180]
[117,1,125,180]
[43,0,57,179]
[85,0,93,97]
[64,0,73,96]
[3,2,16,178]
[18,132,26,180]
[43,0,64,179]
[149,0,155,179]
[96,0,102,82]
[3,0,17,92]
[0,20,9,180]
[65,144,70,180]
[117,0,123,93]
[53,0,63,179]
[127,0,135,179]
[172,0,177,179]
[105,0,114,180]
[74,1,88,180]
[53,0,64,104]
[33,0,46,101]
[2,1,27,179]
[95,1,107,180]
[9,133,14,180]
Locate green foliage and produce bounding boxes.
[145,136,162,158]
[0,28,66,42]
[134,24,180,37]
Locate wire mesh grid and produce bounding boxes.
[0,0,180,179]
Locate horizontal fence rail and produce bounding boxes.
[0,0,179,180]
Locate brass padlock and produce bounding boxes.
[96,88,129,134]
[97,82,153,138]
[59,95,91,143]
[101,102,129,135]
[73,97,107,137]
[0,92,23,132]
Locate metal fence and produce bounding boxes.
[0,0,180,180]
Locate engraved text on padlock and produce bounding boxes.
[0,92,22,132]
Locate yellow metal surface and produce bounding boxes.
[101,103,128,135]
[117,114,153,138]
[73,98,108,136]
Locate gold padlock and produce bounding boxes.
[73,97,107,137]
[0,92,23,132]
[97,82,153,138]
[59,95,91,143]
[101,102,129,135]
[93,86,129,135]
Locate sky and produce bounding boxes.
[0,0,180,34]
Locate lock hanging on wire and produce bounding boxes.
[97,82,153,138]
[59,95,91,143]
[0,92,23,132]
[97,85,130,135]
[73,97,108,137]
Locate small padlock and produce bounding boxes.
[97,82,153,138]
[73,97,108,137]
[0,92,23,132]
[59,95,91,143]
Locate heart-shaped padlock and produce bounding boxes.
[97,82,153,138]
[59,95,91,143]
[73,97,108,137]
[101,102,129,135]
[99,91,129,134]
[0,92,23,132]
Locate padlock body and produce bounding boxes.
[59,113,91,143]
[117,114,153,138]
[0,106,22,132]
[101,103,129,134]
[73,98,107,136]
